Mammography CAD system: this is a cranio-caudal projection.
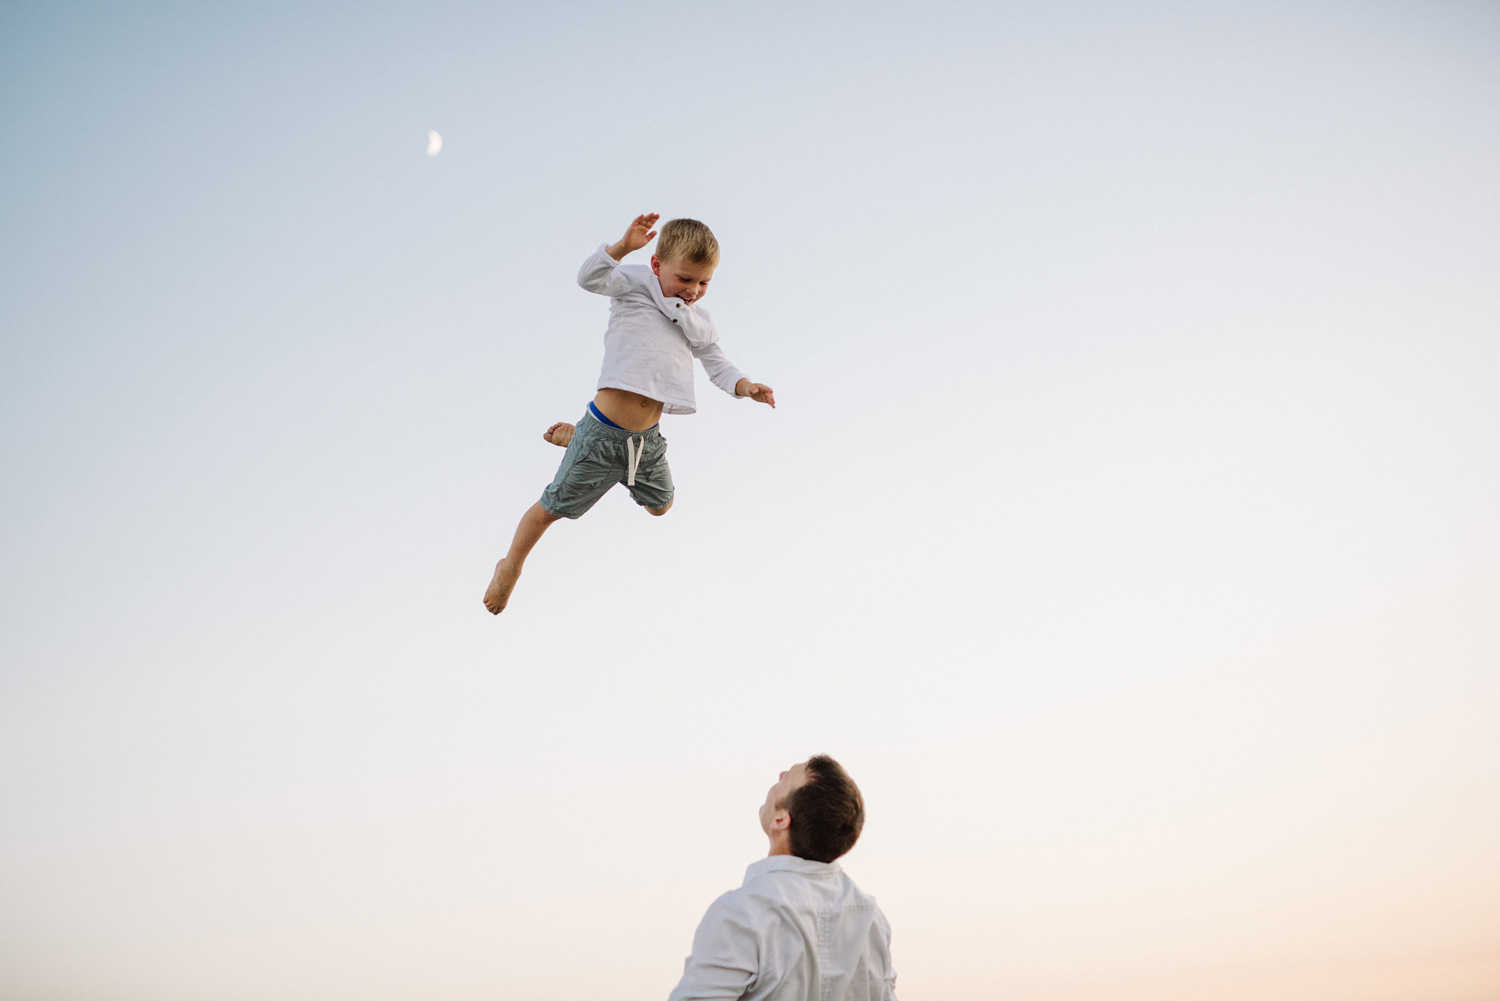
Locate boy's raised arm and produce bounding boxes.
[606,212,659,261]
[579,213,660,295]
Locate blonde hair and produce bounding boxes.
[655,218,720,266]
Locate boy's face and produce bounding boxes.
[651,255,716,303]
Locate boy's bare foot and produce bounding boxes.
[483,558,521,614]
[544,422,575,447]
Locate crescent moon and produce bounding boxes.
[427,131,442,156]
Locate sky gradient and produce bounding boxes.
[2,2,1498,999]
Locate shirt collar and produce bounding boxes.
[644,270,690,316]
[743,855,843,884]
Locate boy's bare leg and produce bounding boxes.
[483,502,562,614]
[544,422,574,447]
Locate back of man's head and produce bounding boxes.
[786,755,865,863]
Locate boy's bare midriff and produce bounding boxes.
[593,387,664,431]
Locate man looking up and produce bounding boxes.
[668,756,898,1001]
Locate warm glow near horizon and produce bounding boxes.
[1,3,1497,999]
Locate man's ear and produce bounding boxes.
[650,254,661,275]
[770,807,791,833]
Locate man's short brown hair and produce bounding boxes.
[786,755,865,863]
[654,218,720,266]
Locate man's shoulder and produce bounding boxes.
[694,882,756,932]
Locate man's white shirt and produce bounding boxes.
[669,856,898,1001]
[577,245,747,416]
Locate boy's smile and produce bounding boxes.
[651,254,716,303]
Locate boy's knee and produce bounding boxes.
[647,502,673,517]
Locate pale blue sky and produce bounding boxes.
[3,3,1498,999]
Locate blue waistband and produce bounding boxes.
[589,401,658,432]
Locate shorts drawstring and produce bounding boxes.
[626,435,644,486]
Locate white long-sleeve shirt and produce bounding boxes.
[669,856,899,1001]
[577,245,748,416]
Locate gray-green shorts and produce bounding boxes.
[539,410,674,519]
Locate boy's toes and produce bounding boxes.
[483,559,520,615]
[543,422,575,447]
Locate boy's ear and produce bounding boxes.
[649,254,661,275]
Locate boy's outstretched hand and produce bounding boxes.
[736,379,776,408]
[607,213,660,261]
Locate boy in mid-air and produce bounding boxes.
[483,213,775,614]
